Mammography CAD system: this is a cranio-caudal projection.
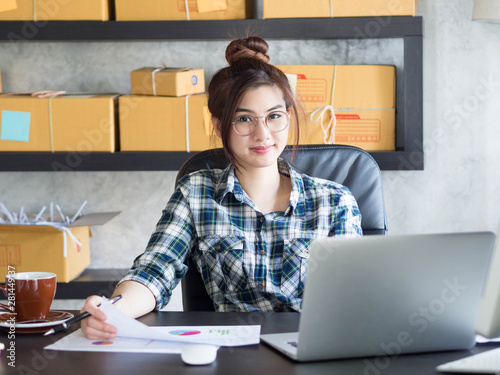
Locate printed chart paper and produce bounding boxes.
[45,298,261,353]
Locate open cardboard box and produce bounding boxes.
[0,211,120,283]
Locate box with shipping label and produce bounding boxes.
[277,65,396,151]
[131,67,206,97]
[119,94,220,151]
[0,212,120,283]
[116,0,247,21]
[263,0,416,18]
[0,0,112,21]
[0,93,119,152]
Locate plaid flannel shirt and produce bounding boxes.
[120,159,362,312]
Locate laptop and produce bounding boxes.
[260,232,496,362]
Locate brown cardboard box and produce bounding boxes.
[263,0,416,18]
[51,95,119,152]
[277,65,396,151]
[0,212,120,282]
[0,0,111,21]
[0,94,52,151]
[119,94,220,151]
[131,67,206,97]
[116,0,247,21]
[0,94,119,152]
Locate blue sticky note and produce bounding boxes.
[0,110,31,142]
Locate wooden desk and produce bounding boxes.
[3,312,499,375]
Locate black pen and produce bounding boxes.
[43,295,122,336]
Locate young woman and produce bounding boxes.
[81,36,362,340]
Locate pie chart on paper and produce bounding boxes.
[169,329,202,336]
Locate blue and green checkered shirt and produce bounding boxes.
[120,159,362,312]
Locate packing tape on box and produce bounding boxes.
[309,65,394,144]
[151,68,163,96]
[185,94,191,152]
[30,91,65,152]
[184,0,190,20]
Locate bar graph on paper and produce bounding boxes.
[209,329,230,336]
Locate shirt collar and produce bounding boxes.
[214,159,306,217]
[281,159,306,217]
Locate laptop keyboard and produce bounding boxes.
[287,341,298,348]
[437,347,500,373]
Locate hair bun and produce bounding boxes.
[225,36,271,65]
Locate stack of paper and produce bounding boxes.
[45,298,261,354]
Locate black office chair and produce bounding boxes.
[175,144,388,311]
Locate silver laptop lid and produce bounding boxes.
[297,232,495,362]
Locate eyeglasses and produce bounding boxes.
[232,111,290,136]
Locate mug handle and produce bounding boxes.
[0,284,15,313]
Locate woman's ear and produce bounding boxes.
[212,117,222,138]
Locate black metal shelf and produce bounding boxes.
[0,16,423,171]
[0,17,421,41]
[0,150,419,171]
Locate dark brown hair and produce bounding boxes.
[207,36,302,167]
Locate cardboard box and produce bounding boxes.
[277,65,396,151]
[0,0,111,21]
[263,0,416,18]
[0,94,52,151]
[51,95,119,152]
[0,94,119,152]
[0,212,120,282]
[116,0,247,21]
[131,67,206,97]
[119,94,220,151]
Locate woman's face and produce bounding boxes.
[227,85,290,172]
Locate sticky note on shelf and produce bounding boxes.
[0,110,31,142]
[0,0,18,13]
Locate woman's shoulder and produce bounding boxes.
[291,166,349,194]
[176,168,227,189]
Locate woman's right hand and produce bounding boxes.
[80,295,118,340]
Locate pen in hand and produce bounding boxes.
[43,295,122,336]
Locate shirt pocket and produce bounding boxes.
[280,238,312,298]
[198,235,246,294]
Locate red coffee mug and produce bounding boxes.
[0,272,57,322]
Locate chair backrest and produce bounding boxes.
[175,144,388,311]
